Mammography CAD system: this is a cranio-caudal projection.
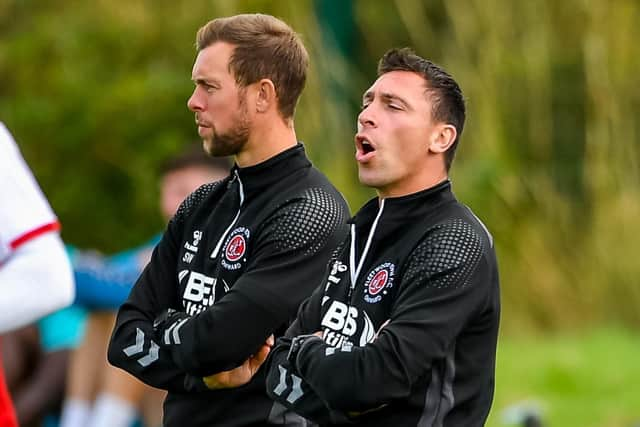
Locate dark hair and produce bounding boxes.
[378,48,465,171]
[160,144,231,176]
[196,14,309,119]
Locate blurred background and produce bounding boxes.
[1,0,638,425]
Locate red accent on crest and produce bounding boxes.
[368,270,388,295]
[225,235,245,261]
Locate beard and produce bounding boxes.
[203,93,250,157]
[204,120,250,157]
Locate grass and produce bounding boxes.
[486,327,640,427]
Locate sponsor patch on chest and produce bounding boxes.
[179,270,229,315]
[221,227,250,270]
[321,300,376,348]
[363,262,395,304]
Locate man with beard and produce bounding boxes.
[108,14,350,427]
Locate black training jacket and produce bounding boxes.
[108,144,349,426]
[266,180,500,426]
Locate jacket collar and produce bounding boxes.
[352,179,456,226]
[232,143,311,191]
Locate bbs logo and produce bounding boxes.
[221,227,250,270]
[364,262,395,304]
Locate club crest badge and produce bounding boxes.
[226,235,245,261]
[221,227,250,270]
[363,262,395,304]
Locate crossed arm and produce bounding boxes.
[108,198,345,391]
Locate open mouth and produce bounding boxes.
[356,135,375,154]
[362,140,375,154]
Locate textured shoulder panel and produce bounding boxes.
[172,181,221,225]
[266,187,348,256]
[402,218,484,290]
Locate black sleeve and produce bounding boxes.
[164,191,348,376]
[291,220,492,412]
[264,244,351,424]
[265,337,349,425]
[285,241,347,339]
[107,185,217,392]
[284,287,323,339]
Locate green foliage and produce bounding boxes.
[1,0,638,329]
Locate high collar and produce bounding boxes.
[231,143,311,192]
[352,179,455,226]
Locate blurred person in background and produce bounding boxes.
[0,122,75,427]
[108,13,350,427]
[58,147,230,427]
[264,48,500,426]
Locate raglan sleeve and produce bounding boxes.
[107,191,203,392]
[286,219,495,413]
[159,188,349,377]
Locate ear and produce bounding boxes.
[255,78,276,113]
[428,123,457,154]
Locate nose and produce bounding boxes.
[358,106,376,129]
[187,88,204,112]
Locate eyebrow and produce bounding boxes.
[192,77,220,87]
[362,91,411,108]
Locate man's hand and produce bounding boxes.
[202,335,274,390]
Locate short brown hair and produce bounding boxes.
[379,48,466,171]
[196,14,309,119]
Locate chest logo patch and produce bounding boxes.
[364,262,395,304]
[225,235,246,261]
[221,227,250,270]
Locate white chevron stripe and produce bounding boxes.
[123,328,145,356]
[172,318,190,345]
[137,340,159,367]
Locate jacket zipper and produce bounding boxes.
[210,170,245,259]
[348,198,385,300]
